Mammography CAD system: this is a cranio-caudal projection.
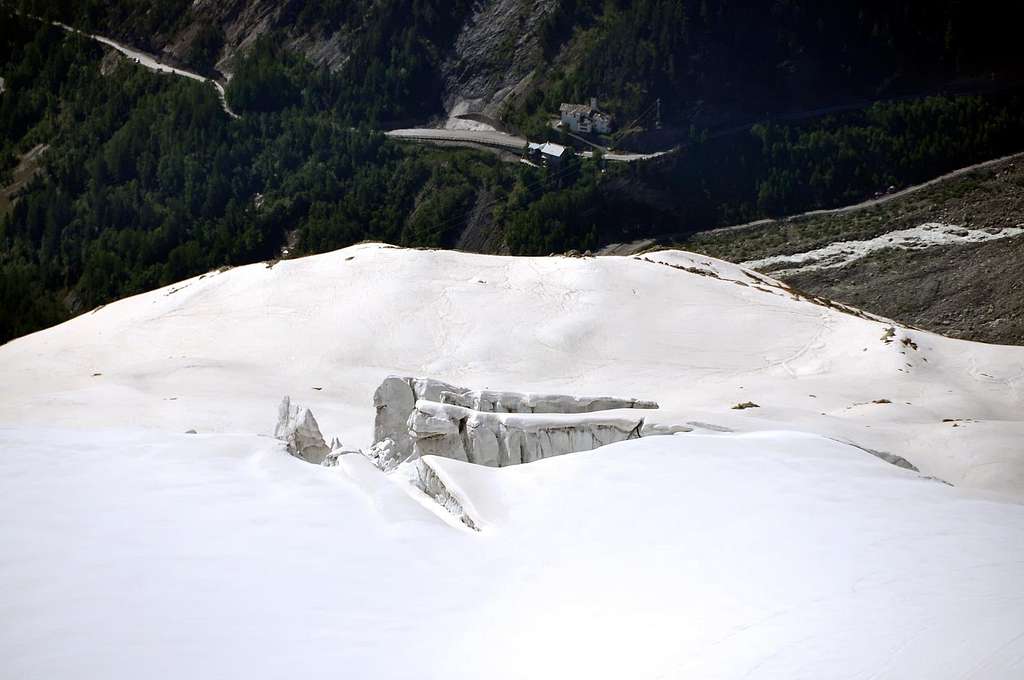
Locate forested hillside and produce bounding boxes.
[515,0,1023,129]
[0,16,494,342]
[13,0,1023,128]
[2,1,1024,344]
[10,0,476,123]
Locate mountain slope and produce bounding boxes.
[685,154,1024,345]
[24,0,1024,125]
[2,243,1022,494]
[5,4,1024,348]
[3,243,1024,678]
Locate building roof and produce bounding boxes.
[539,142,568,157]
[560,102,613,124]
[528,142,569,158]
[560,103,592,115]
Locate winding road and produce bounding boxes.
[384,128,529,152]
[385,128,675,163]
[28,14,239,119]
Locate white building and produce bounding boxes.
[527,141,571,166]
[559,98,613,134]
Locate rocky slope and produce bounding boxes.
[153,0,354,77]
[439,0,556,123]
[681,155,1024,346]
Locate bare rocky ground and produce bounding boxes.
[441,0,556,120]
[784,235,1024,345]
[684,155,1024,345]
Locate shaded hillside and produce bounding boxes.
[10,0,476,123]
[509,0,1024,135]
[13,0,1024,128]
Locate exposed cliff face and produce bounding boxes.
[440,0,557,122]
[159,0,355,78]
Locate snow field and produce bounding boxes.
[3,243,1024,678]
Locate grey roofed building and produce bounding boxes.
[527,141,572,166]
[559,98,614,134]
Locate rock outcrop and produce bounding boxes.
[372,376,658,469]
[274,396,331,464]
[440,0,558,121]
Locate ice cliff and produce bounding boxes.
[371,376,658,470]
[275,377,661,472]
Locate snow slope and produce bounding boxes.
[3,244,1024,678]
[2,427,1023,679]
[1,243,1022,492]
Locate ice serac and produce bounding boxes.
[416,457,480,530]
[410,400,646,467]
[372,376,658,469]
[372,377,419,462]
[322,438,361,468]
[274,396,331,464]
